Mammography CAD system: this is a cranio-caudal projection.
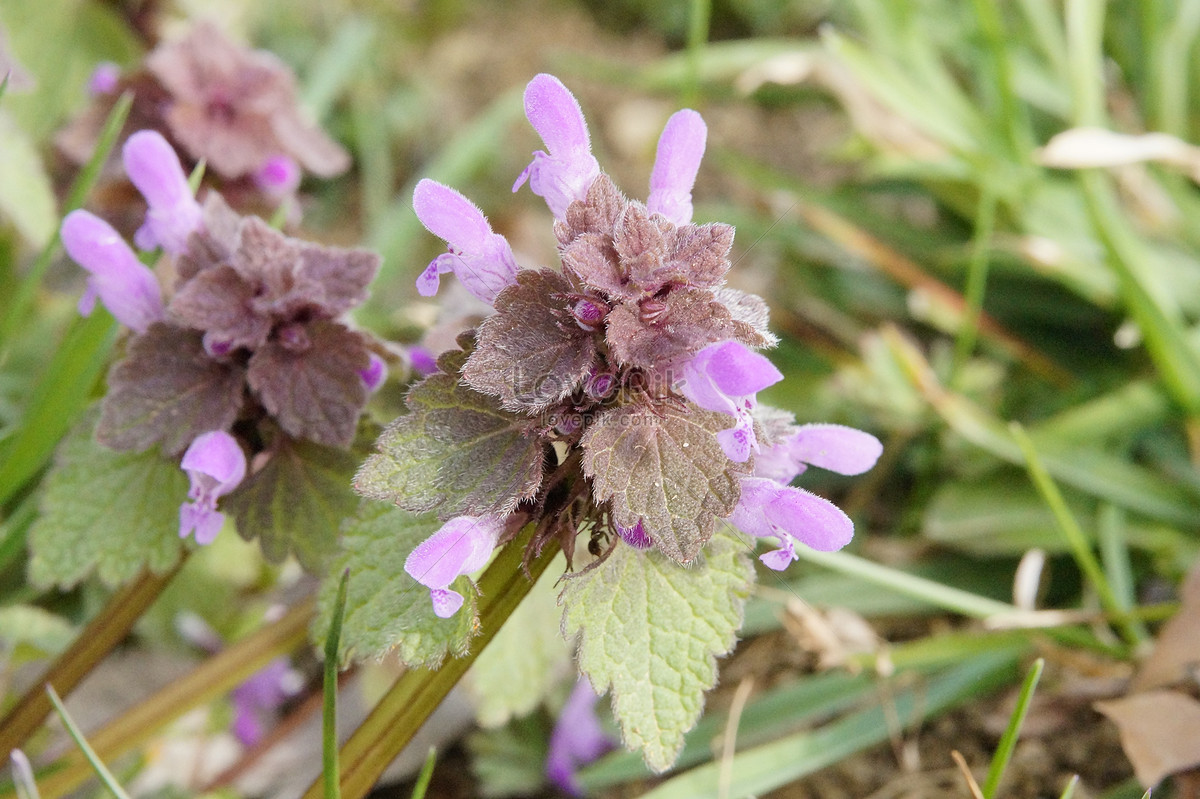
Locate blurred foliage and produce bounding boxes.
[1,0,1198,796]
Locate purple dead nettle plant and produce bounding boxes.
[61,129,384,553]
[356,73,883,618]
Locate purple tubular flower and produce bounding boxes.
[404,514,504,618]
[231,657,302,748]
[755,424,884,485]
[254,154,301,196]
[359,352,387,392]
[677,340,783,462]
[413,179,519,305]
[60,210,165,333]
[122,129,203,254]
[179,431,247,545]
[408,345,439,376]
[87,61,121,95]
[617,520,653,550]
[728,476,854,570]
[647,109,707,226]
[546,678,616,796]
[512,73,600,219]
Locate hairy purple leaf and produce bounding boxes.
[605,288,737,372]
[581,401,747,563]
[247,321,370,447]
[97,324,245,455]
[463,269,598,412]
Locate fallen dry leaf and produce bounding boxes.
[1132,561,1200,692]
[1095,690,1200,787]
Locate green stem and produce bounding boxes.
[301,527,558,799]
[950,183,997,387]
[683,0,712,108]
[968,0,1032,158]
[324,573,350,799]
[790,547,1016,619]
[45,686,132,799]
[1010,424,1142,648]
[0,91,132,359]
[28,596,315,799]
[0,564,183,757]
[982,658,1043,798]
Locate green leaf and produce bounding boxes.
[560,529,755,772]
[314,502,477,667]
[466,554,572,728]
[27,411,189,589]
[0,605,76,660]
[225,436,359,573]
[0,111,56,247]
[581,401,747,563]
[354,369,544,520]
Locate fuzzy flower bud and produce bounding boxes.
[254,154,302,196]
[513,73,600,219]
[87,61,121,96]
[413,179,519,305]
[405,514,504,618]
[359,352,387,393]
[179,431,247,545]
[60,209,165,333]
[617,520,653,550]
[572,297,609,330]
[755,424,884,485]
[648,109,706,226]
[123,129,203,254]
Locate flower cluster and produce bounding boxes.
[358,74,883,618]
[58,21,347,207]
[62,129,381,547]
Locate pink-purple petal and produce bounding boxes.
[790,424,883,476]
[123,130,203,254]
[766,485,854,552]
[703,341,783,396]
[413,179,492,253]
[546,678,615,796]
[523,73,592,158]
[648,109,707,226]
[404,514,504,617]
[60,209,165,333]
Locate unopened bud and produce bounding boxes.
[572,297,609,331]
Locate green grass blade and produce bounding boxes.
[1058,774,1080,799]
[0,310,118,507]
[950,183,997,387]
[982,657,1043,797]
[409,748,437,799]
[0,90,131,355]
[1010,424,1142,647]
[784,544,1017,619]
[683,0,712,108]
[301,17,377,122]
[640,653,1020,799]
[45,684,132,799]
[324,570,349,799]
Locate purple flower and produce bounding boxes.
[359,352,387,392]
[546,678,616,796]
[254,154,302,196]
[755,424,884,485]
[413,179,519,305]
[179,431,247,545]
[87,61,121,95]
[512,73,600,220]
[404,514,504,618]
[231,657,302,748]
[617,520,653,550]
[647,109,706,226]
[677,340,783,462]
[408,345,439,376]
[728,476,854,570]
[60,210,165,333]
[122,130,203,255]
